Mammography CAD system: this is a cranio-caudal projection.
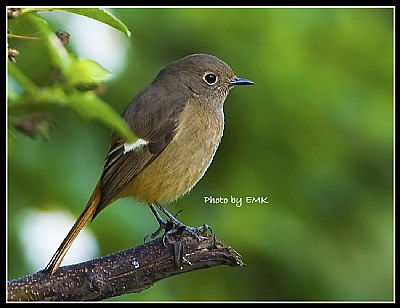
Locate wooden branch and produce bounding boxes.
[7,231,244,301]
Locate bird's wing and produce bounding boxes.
[93,86,188,217]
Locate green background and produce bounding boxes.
[7,8,393,301]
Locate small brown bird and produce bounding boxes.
[45,54,254,275]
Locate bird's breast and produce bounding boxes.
[127,99,225,204]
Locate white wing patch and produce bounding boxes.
[124,139,148,154]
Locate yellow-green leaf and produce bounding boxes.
[68,59,111,87]
[68,92,136,143]
[57,8,131,37]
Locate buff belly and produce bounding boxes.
[119,100,224,204]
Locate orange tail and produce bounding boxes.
[44,183,101,275]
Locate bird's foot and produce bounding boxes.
[143,220,169,242]
[145,204,212,245]
[164,222,211,243]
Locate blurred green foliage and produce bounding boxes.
[7,8,135,144]
[7,8,393,301]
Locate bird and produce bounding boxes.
[44,53,254,275]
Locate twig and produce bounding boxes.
[7,231,244,301]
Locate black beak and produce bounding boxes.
[231,76,254,86]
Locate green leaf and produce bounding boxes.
[8,11,49,38]
[57,8,131,37]
[8,63,67,109]
[7,9,134,144]
[8,12,72,74]
[8,62,38,95]
[68,59,111,87]
[40,32,72,75]
[68,92,136,143]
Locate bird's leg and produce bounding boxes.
[144,204,172,242]
[155,203,211,242]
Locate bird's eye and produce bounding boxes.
[203,73,217,85]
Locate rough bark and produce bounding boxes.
[7,231,244,301]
